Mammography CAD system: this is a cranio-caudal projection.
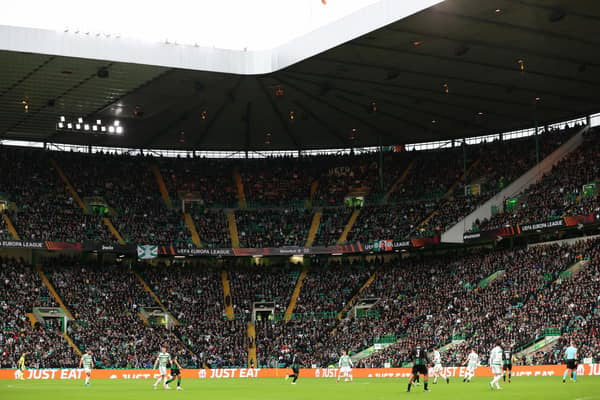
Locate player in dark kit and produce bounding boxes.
[407,343,430,393]
[502,348,514,383]
[165,354,183,390]
[285,352,301,384]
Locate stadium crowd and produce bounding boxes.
[0,257,78,368]
[471,128,600,232]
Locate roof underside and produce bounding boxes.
[1,0,599,150]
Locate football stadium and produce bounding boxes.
[0,1,599,399]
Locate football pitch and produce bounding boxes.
[1,377,598,400]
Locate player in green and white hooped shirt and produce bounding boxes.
[153,346,172,390]
[337,351,354,382]
[79,350,94,386]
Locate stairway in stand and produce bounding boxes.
[221,270,235,320]
[337,209,361,245]
[284,266,309,322]
[305,210,322,247]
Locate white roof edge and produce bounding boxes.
[0,0,442,74]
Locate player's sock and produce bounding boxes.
[424,382,428,391]
[166,378,175,385]
[508,372,511,383]
[503,373,506,382]
[407,382,412,392]
[154,377,163,386]
[433,377,437,384]
[177,377,181,387]
[573,371,577,382]
[292,374,298,383]
[563,370,569,381]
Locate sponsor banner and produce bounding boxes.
[168,244,364,257]
[0,240,83,251]
[463,226,516,243]
[518,219,565,233]
[3,364,600,379]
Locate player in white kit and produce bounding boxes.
[489,341,504,390]
[337,351,354,382]
[462,347,479,382]
[431,347,449,384]
[153,346,172,390]
[79,350,94,386]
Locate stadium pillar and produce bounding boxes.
[462,141,467,183]
[378,137,384,193]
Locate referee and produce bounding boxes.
[562,342,578,383]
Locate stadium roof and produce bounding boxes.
[1,0,599,151]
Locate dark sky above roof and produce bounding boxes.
[1,0,599,150]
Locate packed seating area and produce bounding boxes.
[312,207,352,246]
[190,207,232,248]
[0,258,78,368]
[59,152,188,247]
[472,128,600,232]
[1,235,598,369]
[141,264,246,368]
[236,209,313,248]
[44,258,183,368]
[0,125,595,249]
[0,216,14,240]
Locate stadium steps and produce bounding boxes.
[62,332,82,356]
[50,159,89,212]
[337,209,361,245]
[150,165,173,208]
[35,266,75,320]
[514,333,562,360]
[438,339,466,353]
[556,259,591,282]
[232,168,247,209]
[184,212,203,248]
[444,159,482,199]
[103,217,126,245]
[409,158,481,237]
[1,212,21,240]
[221,270,235,320]
[304,210,322,247]
[382,159,415,203]
[284,266,309,322]
[442,125,589,243]
[134,271,180,325]
[138,311,149,325]
[226,211,240,248]
[336,266,381,320]
[478,269,506,289]
[25,313,38,327]
[306,180,319,208]
[246,322,257,368]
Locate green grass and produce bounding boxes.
[1,377,597,400]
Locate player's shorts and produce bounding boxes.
[433,364,443,374]
[491,365,502,375]
[159,366,167,376]
[84,367,91,374]
[566,359,577,370]
[171,369,180,376]
[412,364,428,375]
[291,366,300,374]
[503,364,512,371]
[466,364,476,375]
[340,366,352,374]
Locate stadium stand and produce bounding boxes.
[0,258,78,368]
